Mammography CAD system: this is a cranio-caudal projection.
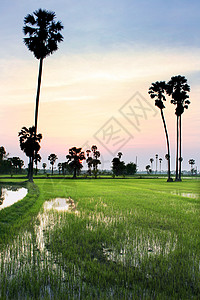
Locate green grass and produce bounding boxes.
[0,178,199,299]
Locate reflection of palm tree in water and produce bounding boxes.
[0,187,4,205]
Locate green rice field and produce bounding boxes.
[0,178,199,299]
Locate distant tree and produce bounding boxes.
[159,158,163,173]
[61,162,73,175]
[18,126,42,182]
[146,165,151,174]
[91,145,101,178]
[34,153,41,175]
[42,162,47,174]
[66,147,85,178]
[150,158,154,171]
[149,81,173,182]
[0,146,6,161]
[188,159,195,175]
[155,154,158,174]
[86,150,92,176]
[8,157,24,174]
[58,163,62,175]
[126,162,137,175]
[117,152,123,159]
[48,154,58,175]
[112,152,126,176]
[166,75,190,181]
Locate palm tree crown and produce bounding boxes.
[148,81,167,110]
[166,75,190,116]
[23,8,64,59]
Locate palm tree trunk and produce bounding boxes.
[73,167,77,179]
[175,115,179,181]
[178,115,182,181]
[35,58,43,134]
[28,156,34,182]
[52,165,53,176]
[160,109,173,182]
[30,58,43,183]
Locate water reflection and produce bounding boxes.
[0,185,28,209]
[170,191,199,199]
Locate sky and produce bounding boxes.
[0,0,199,171]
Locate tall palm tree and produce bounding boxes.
[18,126,42,182]
[150,158,154,171]
[23,9,64,135]
[66,147,85,179]
[148,81,173,182]
[23,9,63,177]
[166,75,190,181]
[48,154,58,175]
[155,154,158,174]
[34,153,41,175]
[188,159,195,175]
[58,162,62,175]
[42,162,47,174]
[159,158,162,173]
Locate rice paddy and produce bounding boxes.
[0,178,199,299]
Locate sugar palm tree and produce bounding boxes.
[34,153,41,175]
[18,126,42,182]
[66,147,85,179]
[159,158,162,173]
[42,162,47,174]
[148,81,173,182]
[48,154,58,175]
[23,9,64,135]
[23,9,63,178]
[155,154,158,174]
[58,162,62,175]
[166,75,190,181]
[150,158,154,171]
[188,159,195,175]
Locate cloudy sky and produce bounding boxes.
[0,0,199,171]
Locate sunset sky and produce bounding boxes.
[0,0,199,171]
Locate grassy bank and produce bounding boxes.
[0,178,199,299]
[0,182,41,245]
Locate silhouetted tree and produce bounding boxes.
[0,147,11,174]
[42,162,47,174]
[58,163,62,175]
[149,81,173,182]
[66,147,85,178]
[8,157,24,174]
[112,152,126,176]
[23,9,64,135]
[146,165,151,174]
[86,150,92,176]
[18,126,42,182]
[91,145,101,178]
[150,158,154,171]
[155,154,158,174]
[126,162,137,175]
[34,153,41,175]
[23,9,63,176]
[0,146,6,161]
[166,75,190,181]
[188,159,195,175]
[159,158,162,173]
[48,154,58,175]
